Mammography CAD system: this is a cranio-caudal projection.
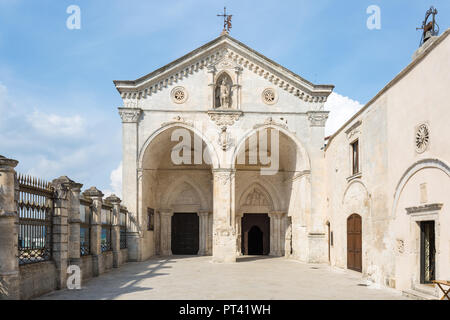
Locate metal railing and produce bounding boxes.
[101,206,112,252]
[120,209,127,249]
[17,174,53,265]
[79,198,91,256]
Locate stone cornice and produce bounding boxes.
[406,203,443,215]
[114,35,334,107]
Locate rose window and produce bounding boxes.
[415,123,430,153]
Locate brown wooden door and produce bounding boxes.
[171,213,199,255]
[347,214,362,272]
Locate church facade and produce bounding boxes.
[115,30,450,295]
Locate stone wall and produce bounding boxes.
[0,156,130,300]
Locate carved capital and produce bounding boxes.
[118,108,142,123]
[212,169,235,186]
[307,111,329,127]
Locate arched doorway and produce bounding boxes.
[242,214,270,255]
[347,214,362,272]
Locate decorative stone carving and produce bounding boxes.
[218,78,231,108]
[207,110,243,127]
[244,188,270,206]
[213,169,234,186]
[118,108,142,123]
[161,115,193,127]
[415,123,430,153]
[345,120,362,140]
[254,117,289,130]
[307,111,329,127]
[218,126,234,151]
[171,86,188,104]
[262,88,277,105]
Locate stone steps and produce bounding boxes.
[402,289,437,300]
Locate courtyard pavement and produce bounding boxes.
[39,256,409,300]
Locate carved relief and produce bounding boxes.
[415,123,430,153]
[207,110,243,127]
[171,86,188,104]
[307,111,329,127]
[262,88,277,105]
[218,126,234,151]
[244,188,270,206]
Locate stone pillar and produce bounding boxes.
[235,213,243,256]
[51,176,75,289]
[0,155,19,300]
[106,194,121,268]
[82,187,103,277]
[160,210,173,256]
[119,108,142,262]
[212,169,236,263]
[68,180,83,267]
[269,211,284,257]
[198,211,209,256]
[207,212,213,255]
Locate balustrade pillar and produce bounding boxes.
[106,194,121,268]
[82,187,103,277]
[0,155,19,300]
[68,180,83,268]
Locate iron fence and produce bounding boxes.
[120,209,127,249]
[101,206,112,252]
[17,174,53,265]
[80,198,91,256]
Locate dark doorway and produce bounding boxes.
[347,214,362,272]
[171,213,199,255]
[420,221,436,284]
[248,226,264,255]
[242,214,270,255]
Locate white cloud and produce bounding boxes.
[26,111,86,137]
[324,92,364,136]
[103,162,122,198]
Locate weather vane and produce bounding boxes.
[217,7,232,33]
[416,6,439,46]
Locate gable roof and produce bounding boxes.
[113,33,334,103]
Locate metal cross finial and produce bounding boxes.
[416,6,439,46]
[217,7,232,33]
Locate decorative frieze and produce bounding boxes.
[207,110,243,127]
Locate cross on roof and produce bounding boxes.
[217,7,232,33]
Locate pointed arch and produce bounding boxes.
[162,176,208,210]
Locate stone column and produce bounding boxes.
[68,180,83,267]
[82,187,103,277]
[235,213,243,256]
[207,212,213,255]
[119,108,142,262]
[198,211,209,256]
[51,176,75,289]
[106,194,121,268]
[269,211,284,257]
[212,169,236,263]
[160,210,173,256]
[0,155,19,300]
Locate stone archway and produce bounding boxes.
[139,125,215,259]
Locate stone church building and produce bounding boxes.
[114,29,450,295]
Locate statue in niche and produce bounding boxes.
[215,75,232,109]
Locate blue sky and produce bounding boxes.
[0,0,449,195]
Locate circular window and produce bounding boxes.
[415,123,430,153]
[171,86,188,104]
[262,88,277,105]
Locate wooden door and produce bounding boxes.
[171,213,199,255]
[347,214,362,272]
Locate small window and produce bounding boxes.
[147,208,155,231]
[351,139,360,175]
